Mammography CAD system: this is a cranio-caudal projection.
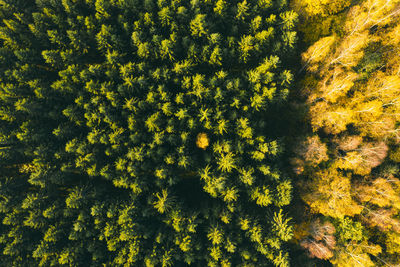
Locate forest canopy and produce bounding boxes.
[0,0,296,266]
[292,0,400,266]
[1,0,400,266]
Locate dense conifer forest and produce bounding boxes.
[0,0,399,266]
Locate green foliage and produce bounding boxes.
[337,217,364,242]
[0,0,296,266]
[272,210,293,242]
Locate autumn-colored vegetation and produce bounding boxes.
[292,0,400,265]
[1,0,400,266]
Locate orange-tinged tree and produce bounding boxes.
[298,220,336,260]
[293,135,328,167]
[356,177,400,210]
[333,142,388,175]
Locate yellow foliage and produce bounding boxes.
[304,0,400,140]
[310,103,353,134]
[344,0,400,34]
[302,36,336,72]
[382,23,400,46]
[362,208,400,233]
[333,142,388,175]
[19,163,37,174]
[329,32,369,68]
[298,0,400,264]
[331,241,381,267]
[196,132,209,149]
[299,15,344,44]
[356,177,400,210]
[352,100,383,125]
[319,68,358,103]
[301,168,363,219]
[386,232,400,254]
[292,0,350,18]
